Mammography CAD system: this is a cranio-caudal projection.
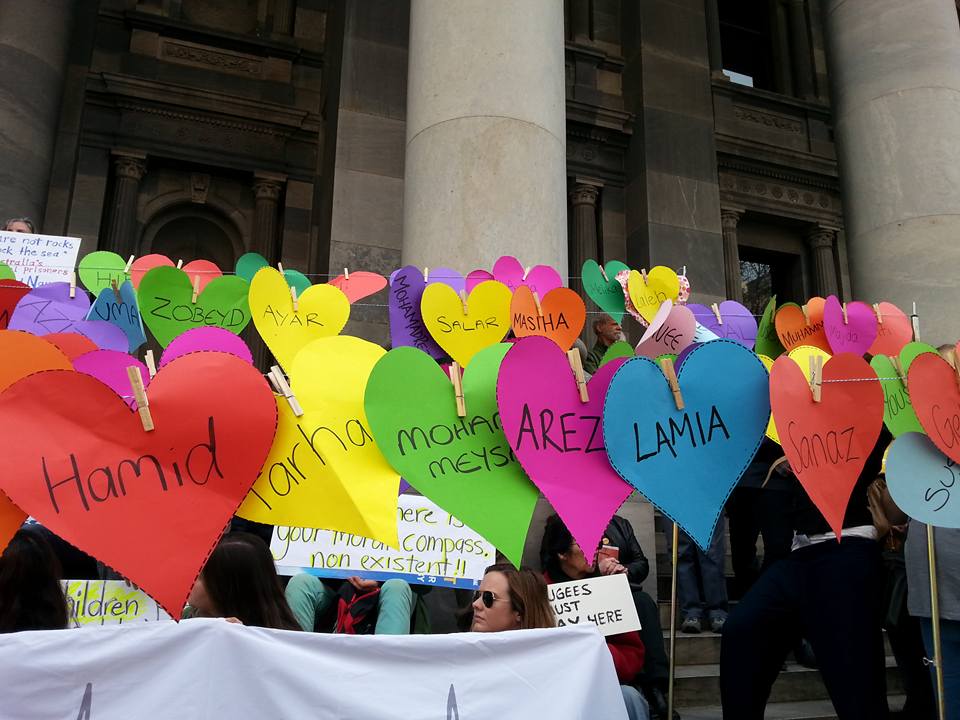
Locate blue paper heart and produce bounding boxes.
[603,340,770,549]
[887,432,960,528]
[86,280,147,353]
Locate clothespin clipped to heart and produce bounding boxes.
[449,362,467,417]
[567,349,589,403]
[176,259,183,269]
[127,366,154,432]
[801,304,810,326]
[533,292,544,318]
[872,303,883,325]
[343,267,350,281]
[144,350,157,379]
[710,302,723,325]
[290,285,298,312]
[424,267,430,283]
[640,268,649,284]
[659,357,684,410]
[266,370,282,394]
[277,262,285,275]
[808,355,823,403]
[270,365,303,417]
[111,279,122,303]
[842,302,849,325]
[459,289,469,315]
[522,266,531,281]
[124,255,135,274]
[191,276,201,304]
[69,272,77,299]
[911,301,920,341]
[599,265,609,282]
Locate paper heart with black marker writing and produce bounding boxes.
[908,351,960,465]
[9,282,128,351]
[886,432,960,529]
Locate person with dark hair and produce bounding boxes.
[0,526,68,632]
[584,314,625,374]
[187,532,300,631]
[3,217,35,233]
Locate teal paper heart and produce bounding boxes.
[887,432,960,528]
[582,259,629,323]
[235,252,311,295]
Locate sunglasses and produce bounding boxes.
[472,590,510,609]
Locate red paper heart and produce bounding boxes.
[0,353,277,618]
[44,332,99,359]
[769,353,883,537]
[908,352,960,465]
[0,279,29,330]
[328,271,388,303]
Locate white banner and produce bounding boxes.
[62,580,170,627]
[0,231,81,287]
[0,620,628,719]
[548,573,642,636]
[272,494,494,589]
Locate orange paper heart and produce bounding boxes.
[774,298,830,353]
[510,286,586,351]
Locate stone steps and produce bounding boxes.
[678,696,906,720]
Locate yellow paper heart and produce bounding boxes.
[236,336,399,546]
[761,345,832,445]
[421,280,512,366]
[249,267,350,372]
[627,267,680,323]
[758,354,780,444]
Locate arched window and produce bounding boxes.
[140,205,242,270]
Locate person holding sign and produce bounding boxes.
[0,526,68,632]
[3,218,34,233]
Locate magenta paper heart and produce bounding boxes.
[635,301,696,359]
[687,301,758,348]
[497,336,634,560]
[72,350,150,409]
[129,255,222,292]
[823,296,878,356]
[160,326,254,368]
[466,269,495,293]
[492,256,563,295]
[9,282,127,351]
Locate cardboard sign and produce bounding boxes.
[581,259,630,324]
[498,337,633,559]
[0,231,80,287]
[688,300,758,349]
[234,252,311,295]
[237,336,400,547]
[510,286,585,350]
[604,341,770,550]
[365,344,538,565]
[130,255,223,293]
[908,352,960,465]
[160,326,254,368]
[86,280,147,353]
[548,574,641,637]
[77,251,130,295]
[774,298,830,353]
[626,267,680,323]
[634,300,696,359]
[271,495,493,588]
[138,266,252,347]
[492,256,563,295]
[421,280,512,367]
[249,267,349,372]
[868,301,913,357]
[328,270,388,303]
[822,296,878,356]
[0,353,278,618]
[886,432,960,529]
[388,266,445,359]
[769,353,884,538]
[9,282,128,351]
[754,296,785,358]
[62,580,171,627]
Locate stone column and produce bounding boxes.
[704,0,725,79]
[568,182,600,297]
[720,208,744,301]
[772,0,794,95]
[402,0,568,275]
[787,0,816,99]
[823,0,960,341]
[103,151,146,255]
[252,173,285,259]
[569,0,591,44]
[806,224,839,297]
[0,0,75,225]
[271,0,294,36]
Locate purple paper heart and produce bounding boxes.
[160,327,254,368]
[635,301,697,359]
[73,350,150,409]
[388,266,445,359]
[687,301,758,349]
[823,296,878,356]
[492,256,563,295]
[426,267,465,295]
[9,282,127,351]
[465,269,495,293]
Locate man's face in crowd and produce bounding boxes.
[597,318,622,345]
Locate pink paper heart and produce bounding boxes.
[466,269,495,293]
[823,296,878,356]
[634,301,697,359]
[130,255,223,292]
[492,256,563,295]
[497,336,634,560]
[72,350,150,409]
[160,327,254,368]
[328,271,388,303]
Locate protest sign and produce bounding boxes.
[388,266,445,359]
[548,573,641,636]
[9,282,128,351]
[634,300,696,359]
[510,286,585,350]
[823,296,878,356]
[626,266,680,323]
[272,494,493,588]
[886,432,960,528]
[86,280,147,352]
[329,270,387,303]
[604,341,770,550]
[62,579,170,627]
[582,259,629,323]
[492,255,563,295]
[688,300,758,349]
[908,351,960,465]
[421,280,512,366]
[0,620,628,720]
[0,230,80,287]
[775,297,830,353]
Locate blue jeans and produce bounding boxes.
[620,685,651,720]
[667,518,729,621]
[920,617,960,720]
[285,575,414,634]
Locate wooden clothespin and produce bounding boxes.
[69,272,76,298]
[449,362,467,417]
[567,349,589,403]
[277,262,285,276]
[911,301,920,341]
[127,366,154,432]
[710,302,723,325]
[144,350,157,379]
[124,255,135,273]
[522,266,531,281]
[424,267,430,283]
[659,357,684,410]
[641,268,649,284]
[459,289,469,314]
[290,285,298,312]
[191,275,200,303]
[801,304,810,326]
[111,279,122,303]
[842,302,849,325]
[599,265,609,282]
[176,259,183,269]
[533,292,544,317]
[681,266,687,277]
[809,355,823,403]
[873,303,883,324]
[266,370,283,394]
[270,365,303,417]
[343,267,350,281]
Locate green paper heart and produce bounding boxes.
[754,295,785,358]
[364,343,539,565]
[138,265,251,347]
[582,259,629,323]
[235,252,311,295]
[599,341,634,369]
[0,262,15,281]
[900,341,939,373]
[870,355,924,437]
[78,251,129,295]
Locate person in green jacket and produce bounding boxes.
[584,314,625,375]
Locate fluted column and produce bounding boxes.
[569,182,599,297]
[271,0,294,36]
[806,224,839,297]
[720,208,744,301]
[103,151,146,255]
[252,174,285,259]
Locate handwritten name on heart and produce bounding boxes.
[626,267,680,324]
[388,266,445,359]
[754,296,785,358]
[582,259,630,324]
[688,301,758,349]
[774,298,830,353]
[770,353,883,537]
[604,341,770,549]
[0,352,277,618]
[510,286,585,351]
[870,354,924,437]
[10,282,128,351]
[822,296,878,356]
[868,302,913,357]
[86,280,147,353]
[634,301,696,359]
[886,432,960,528]
[908,352,960,466]
[498,336,632,559]
[422,280,512,366]
[77,251,129,295]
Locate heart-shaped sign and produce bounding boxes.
[582,259,630,323]
[600,341,634,370]
[761,346,832,445]
[908,352,960,465]
[754,296,785,358]
[634,301,696,359]
[774,297,830,353]
[9,282,128,351]
[365,344,539,565]
[329,271,388,303]
[237,336,400,546]
[886,432,960,528]
[822,296,878,356]
[510,286,585,351]
[757,354,779,444]
[72,350,150,409]
[130,255,223,293]
[0,262,14,280]
[604,340,770,549]
[422,280,512,366]
[770,352,884,537]
[77,251,129,295]
[465,269,495,293]
[86,280,147,353]
[43,332,98,359]
[492,256,563,295]
[388,266,445,359]
[497,336,633,559]
[249,267,349,372]
[0,352,277,618]
[160,327,254,368]
[139,266,252,347]
[426,267,466,294]
[0,278,30,330]
[235,252,312,295]
[688,301,759,349]
[870,353,924,438]
[868,302,913,357]
[626,267,681,323]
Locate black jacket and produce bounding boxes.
[600,515,650,589]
